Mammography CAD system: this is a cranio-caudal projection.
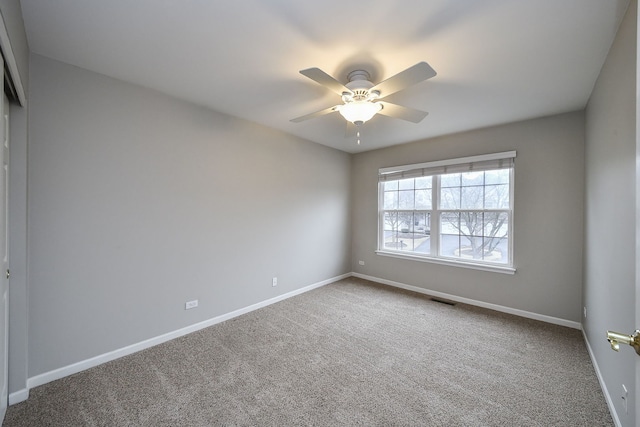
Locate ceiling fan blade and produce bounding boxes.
[377,101,429,123]
[371,62,436,99]
[300,68,352,96]
[290,105,340,123]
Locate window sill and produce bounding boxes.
[375,250,516,275]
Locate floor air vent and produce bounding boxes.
[431,298,456,306]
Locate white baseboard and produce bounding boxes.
[16,271,583,406]
[352,272,582,329]
[23,273,350,398]
[8,388,29,405]
[582,329,621,427]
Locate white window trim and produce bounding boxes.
[377,151,516,273]
[379,151,516,176]
[375,250,516,274]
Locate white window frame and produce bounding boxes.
[376,151,516,274]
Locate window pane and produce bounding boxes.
[388,212,432,253]
[441,173,460,188]
[484,184,509,209]
[398,212,414,233]
[383,228,400,250]
[439,212,460,235]
[384,191,398,210]
[383,181,398,191]
[414,212,431,254]
[398,178,414,190]
[487,237,509,264]
[439,212,460,258]
[441,211,479,260]
[461,171,484,186]
[383,212,410,251]
[383,211,398,231]
[415,176,432,189]
[398,190,415,209]
[483,212,509,238]
[414,212,431,235]
[459,211,483,236]
[485,169,509,185]
[440,187,460,209]
[440,211,509,264]
[415,189,431,210]
[460,186,483,209]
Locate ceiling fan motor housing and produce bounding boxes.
[343,70,379,103]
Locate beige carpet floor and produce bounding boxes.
[3,277,613,426]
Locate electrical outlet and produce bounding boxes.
[272,277,278,287]
[185,300,198,310]
[622,384,628,413]
[358,260,365,265]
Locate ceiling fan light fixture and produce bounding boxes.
[337,101,382,124]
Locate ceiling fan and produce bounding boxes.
[291,62,437,142]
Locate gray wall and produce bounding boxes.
[352,112,585,322]
[27,54,351,376]
[584,1,637,426]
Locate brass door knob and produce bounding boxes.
[607,330,640,356]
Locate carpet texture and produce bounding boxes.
[3,278,613,426]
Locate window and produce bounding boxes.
[377,152,515,272]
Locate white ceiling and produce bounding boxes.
[20,0,630,153]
